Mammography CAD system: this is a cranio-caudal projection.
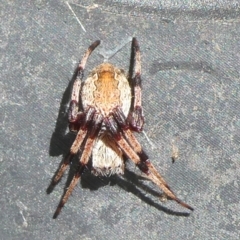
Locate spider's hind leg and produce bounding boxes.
[124,130,194,211]
[47,152,74,194]
[111,107,193,211]
[47,107,95,193]
[53,112,103,218]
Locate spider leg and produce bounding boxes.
[127,37,144,132]
[47,107,96,192]
[47,152,74,193]
[113,107,169,187]
[53,163,84,219]
[123,129,170,188]
[120,137,193,211]
[53,113,103,218]
[70,106,96,154]
[53,140,93,219]
[107,113,193,211]
[69,40,101,131]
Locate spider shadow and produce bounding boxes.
[49,67,79,158]
[149,60,215,75]
[110,169,191,217]
[48,150,191,217]
[149,59,234,86]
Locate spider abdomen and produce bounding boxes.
[91,133,124,176]
[81,63,131,117]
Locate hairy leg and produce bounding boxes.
[113,106,169,188]
[106,115,193,211]
[53,113,103,218]
[46,152,74,194]
[127,38,144,132]
[117,134,193,211]
[69,40,101,130]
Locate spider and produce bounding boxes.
[48,38,194,218]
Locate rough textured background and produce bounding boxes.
[1,0,239,239]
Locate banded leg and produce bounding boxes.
[53,113,103,218]
[113,106,169,188]
[106,115,193,211]
[47,107,96,194]
[69,40,101,131]
[123,129,170,189]
[117,135,193,211]
[47,152,74,194]
[127,37,144,132]
[70,106,96,154]
[52,165,84,218]
[53,137,94,219]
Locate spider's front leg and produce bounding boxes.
[69,40,101,131]
[127,37,144,132]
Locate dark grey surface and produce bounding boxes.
[1,0,239,239]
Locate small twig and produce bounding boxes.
[142,130,156,149]
[98,37,132,62]
[66,1,86,32]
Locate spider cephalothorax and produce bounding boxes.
[48,38,193,218]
